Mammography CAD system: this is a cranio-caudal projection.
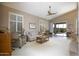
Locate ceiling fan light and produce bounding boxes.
[49,6,51,8]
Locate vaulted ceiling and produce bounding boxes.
[2,2,77,20]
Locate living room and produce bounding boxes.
[0,2,79,56]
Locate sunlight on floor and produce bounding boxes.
[56,33,67,36]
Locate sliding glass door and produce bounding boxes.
[54,23,67,36]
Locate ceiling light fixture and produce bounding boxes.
[47,5,57,16]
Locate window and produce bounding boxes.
[56,24,67,28]
[10,12,23,33]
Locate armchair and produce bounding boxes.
[11,33,26,48]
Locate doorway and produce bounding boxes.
[53,22,67,36]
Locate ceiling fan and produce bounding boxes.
[47,6,57,16]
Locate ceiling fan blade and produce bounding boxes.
[52,12,57,14]
[48,11,57,15]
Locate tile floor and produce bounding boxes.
[12,36,71,56]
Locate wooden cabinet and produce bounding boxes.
[0,32,12,56]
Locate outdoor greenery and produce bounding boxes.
[54,28,66,34]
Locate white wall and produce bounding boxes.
[78,3,79,36]
[78,3,79,55]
